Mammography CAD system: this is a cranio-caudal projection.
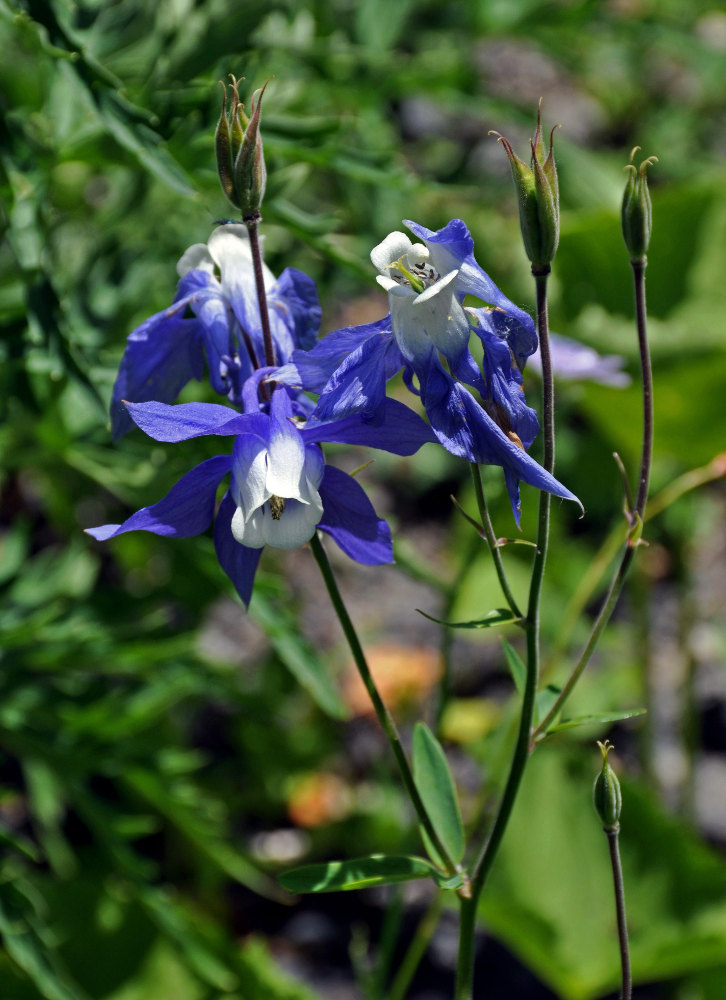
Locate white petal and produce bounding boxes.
[370,231,414,272]
[231,506,265,548]
[412,270,469,355]
[266,421,307,502]
[209,225,275,291]
[177,243,214,277]
[231,435,269,517]
[389,297,432,362]
[262,496,323,550]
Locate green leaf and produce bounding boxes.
[0,881,88,1000]
[545,709,646,735]
[534,684,561,728]
[278,855,440,893]
[412,722,465,865]
[502,639,526,696]
[250,595,348,719]
[416,608,519,630]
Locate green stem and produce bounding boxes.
[309,533,465,882]
[533,259,653,739]
[470,464,522,619]
[607,829,632,1000]
[455,894,478,1000]
[454,269,554,999]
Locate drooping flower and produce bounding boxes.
[276,218,579,525]
[88,380,436,606]
[111,224,321,439]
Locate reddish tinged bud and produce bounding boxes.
[215,76,269,219]
[490,101,560,271]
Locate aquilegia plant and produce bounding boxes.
[87,83,658,1000]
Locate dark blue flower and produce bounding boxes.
[88,386,436,606]
[111,224,321,439]
[276,218,580,525]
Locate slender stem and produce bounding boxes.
[244,214,277,369]
[470,464,522,619]
[632,261,652,515]
[309,533,466,883]
[455,269,554,999]
[455,894,478,1000]
[533,259,653,739]
[607,829,632,1000]
[387,893,443,1000]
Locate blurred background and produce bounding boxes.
[1,0,726,997]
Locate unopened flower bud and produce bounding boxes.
[490,102,560,272]
[593,740,622,833]
[215,76,268,220]
[621,147,657,264]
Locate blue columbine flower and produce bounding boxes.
[88,379,436,606]
[276,218,580,525]
[111,224,321,439]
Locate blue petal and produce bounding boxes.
[416,355,580,515]
[270,268,322,352]
[178,268,247,391]
[472,305,538,373]
[318,466,393,565]
[275,317,394,394]
[111,302,205,440]
[310,329,403,423]
[125,401,267,442]
[213,491,263,607]
[301,399,436,455]
[85,455,232,540]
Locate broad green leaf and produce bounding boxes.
[502,639,526,696]
[250,596,348,719]
[412,722,465,865]
[545,709,646,735]
[278,855,440,893]
[416,608,519,630]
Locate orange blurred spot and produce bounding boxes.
[287,772,352,829]
[343,643,443,718]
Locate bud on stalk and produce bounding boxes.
[621,147,657,264]
[593,739,622,833]
[215,76,268,220]
[490,102,560,272]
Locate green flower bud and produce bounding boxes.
[490,102,560,272]
[621,147,657,264]
[593,740,622,833]
[215,77,268,220]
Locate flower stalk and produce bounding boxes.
[455,268,555,999]
[309,534,466,884]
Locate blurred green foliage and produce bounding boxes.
[1,0,726,997]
